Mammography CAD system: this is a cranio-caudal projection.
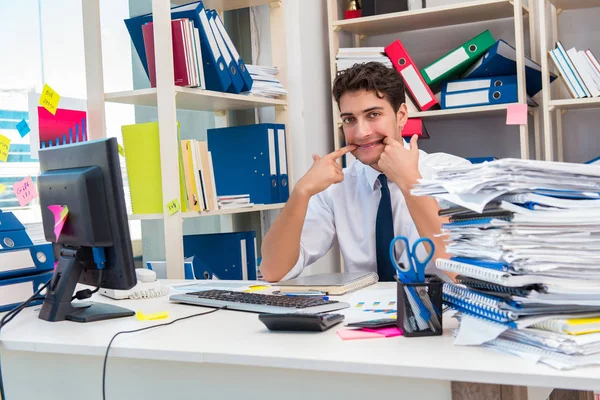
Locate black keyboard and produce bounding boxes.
[169,289,351,314]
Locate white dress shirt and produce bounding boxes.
[281,148,470,281]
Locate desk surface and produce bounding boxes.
[1,281,599,391]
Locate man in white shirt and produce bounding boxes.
[260,62,467,283]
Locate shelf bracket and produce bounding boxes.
[561,109,568,115]
[275,104,287,112]
[359,34,367,41]
[556,8,563,15]
[332,25,341,32]
[549,105,556,112]
[213,110,227,117]
[269,1,282,8]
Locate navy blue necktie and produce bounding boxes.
[375,174,396,282]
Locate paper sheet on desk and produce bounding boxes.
[340,288,398,323]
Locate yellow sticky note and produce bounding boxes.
[244,285,270,292]
[39,84,61,115]
[166,198,180,215]
[0,133,10,162]
[0,184,6,194]
[137,311,169,321]
[118,143,125,157]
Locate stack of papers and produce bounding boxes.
[412,158,600,369]
[245,65,287,98]
[336,47,392,71]
[217,194,253,209]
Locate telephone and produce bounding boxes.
[100,269,170,300]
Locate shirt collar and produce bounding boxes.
[362,163,382,191]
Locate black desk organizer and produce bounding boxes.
[396,275,443,337]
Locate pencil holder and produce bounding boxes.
[396,276,443,337]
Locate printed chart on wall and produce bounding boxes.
[27,92,87,159]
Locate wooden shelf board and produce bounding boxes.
[549,97,600,110]
[128,203,285,220]
[171,0,276,11]
[549,0,600,10]
[332,0,526,36]
[105,87,286,112]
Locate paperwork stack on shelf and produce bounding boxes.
[336,47,392,71]
[412,158,600,370]
[245,65,287,98]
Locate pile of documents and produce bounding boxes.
[217,195,252,209]
[245,65,287,98]
[412,158,600,369]
[336,47,392,71]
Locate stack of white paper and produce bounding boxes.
[336,47,392,71]
[412,158,600,369]
[245,65,287,98]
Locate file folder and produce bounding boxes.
[421,30,496,89]
[276,127,289,202]
[0,243,54,280]
[0,270,54,313]
[183,232,255,280]
[212,11,253,92]
[124,1,231,92]
[0,211,33,250]
[207,123,281,205]
[461,39,557,97]
[385,40,438,111]
[440,75,519,109]
[207,9,244,94]
[402,118,430,139]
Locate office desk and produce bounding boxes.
[1,282,599,400]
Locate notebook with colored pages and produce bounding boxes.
[275,272,378,295]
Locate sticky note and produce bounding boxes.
[0,133,10,162]
[337,329,385,340]
[244,285,270,292]
[13,176,38,207]
[362,326,403,337]
[506,104,528,125]
[16,119,30,137]
[39,84,61,115]
[137,311,169,321]
[48,205,69,241]
[54,261,58,270]
[0,184,6,194]
[118,143,125,157]
[166,198,180,215]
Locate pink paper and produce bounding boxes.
[13,176,38,207]
[362,326,403,337]
[48,205,69,241]
[506,104,528,125]
[337,329,385,340]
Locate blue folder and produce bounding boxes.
[0,243,54,280]
[183,232,257,281]
[441,76,519,109]
[0,270,54,312]
[124,1,231,92]
[0,211,33,250]
[461,39,557,97]
[275,126,289,202]
[208,123,283,205]
[207,10,244,94]
[467,157,498,164]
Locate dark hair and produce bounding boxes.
[332,62,406,113]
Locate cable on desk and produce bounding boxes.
[0,278,52,400]
[102,306,225,400]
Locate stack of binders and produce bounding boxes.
[207,123,289,206]
[412,158,600,370]
[125,1,253,94]
[0,210,55,312]
[549,42,600,99]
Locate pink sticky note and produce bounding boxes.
[13,176,38,207]
[337,329,385,340]
[362,326,403,337]
[506,104,528,125]
[48,205,69,241]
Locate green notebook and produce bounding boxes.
[420,30,496,89]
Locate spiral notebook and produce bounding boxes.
[275,272,379,295]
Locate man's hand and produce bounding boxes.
[377,134,421,192]
[295,145,357,198]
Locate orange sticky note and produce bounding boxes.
[48,205,69,241]
[506,104,528,125]
[39,84,61,115]
[13,176,38,207]
[0,133,10,162]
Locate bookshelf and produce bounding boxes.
[538,0,600,161]
[327,0,541,161]
[82,0,290,279]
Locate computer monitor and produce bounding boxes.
[37,137,137,323]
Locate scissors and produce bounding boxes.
[388,235,435,284]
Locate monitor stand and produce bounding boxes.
[38,247,135,323]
